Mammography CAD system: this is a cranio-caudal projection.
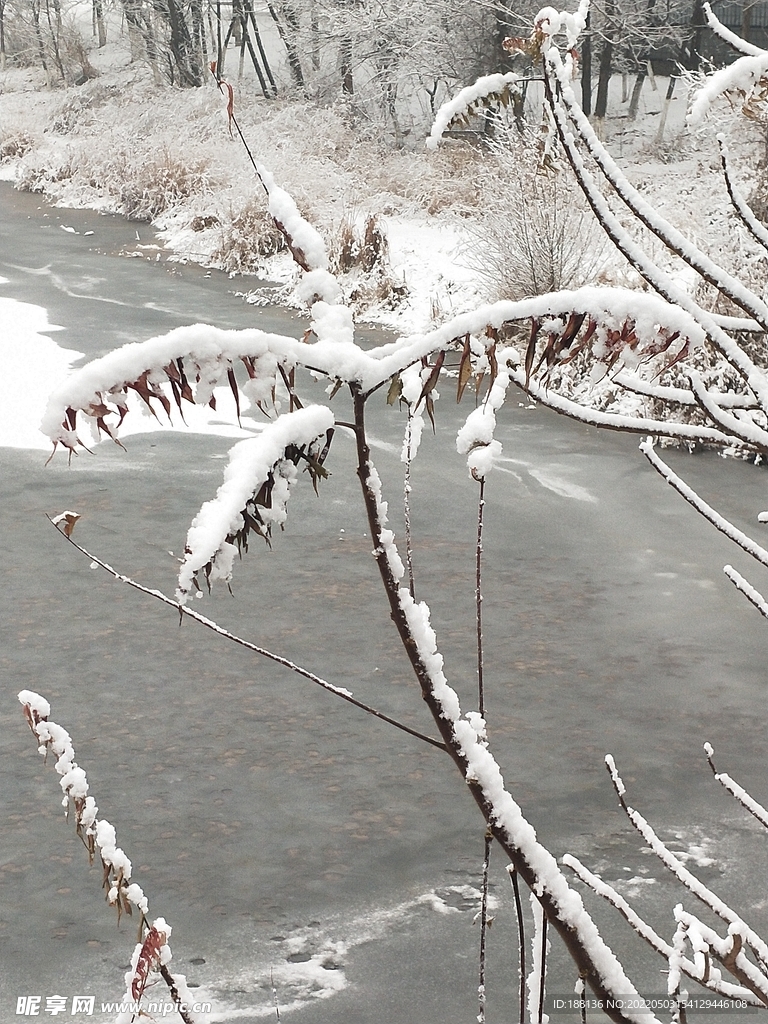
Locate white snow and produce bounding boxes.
[0,293,80,449]
[176,406,335,601]
[426,72,520,151]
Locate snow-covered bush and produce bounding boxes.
[210,197,287,273]
[0,127,34,161]
[464,137,609,302]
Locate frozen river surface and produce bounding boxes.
[1,182,767,1022]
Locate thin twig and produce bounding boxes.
[270,967,281,1022]
[704,742,768,831]
[723,564,768,619]
[640,441,768,567]
[509,867,526,1024]
[476,476,486,717]
[605,753,768,977]
[47,518,447,753]
[538,913,548,1024]
[403,411,416,599]
[478,829,492,1024]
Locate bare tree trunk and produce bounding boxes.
[340,34,353,95]
[0,0,6,68]
[742,0,755,44]
[687,0,706,70]
[581,10,592,116]
[31,0,49,75]
[266,0,304,90]
[94,0,107,47]
[309,0,319,70]
[654,75,676,147]
[594,0,615,122]
[246,3,277,95]
[628,69,645,120]
[45,0,66,82]
[161,0,204,85]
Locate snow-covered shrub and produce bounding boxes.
[331,211,388,274]
[464,140,607,302]
[101,147,214,222]
[0,128,34,161]
[210,198,287,274]
[16,149,78,191]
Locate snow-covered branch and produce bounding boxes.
[352,388,662,1023]
[688,51,768,127]
[563,855,764,1004]
[723,564,768,619]
[639,440,768,566]
[718,135,768,254]
[426,72,520,151]
[176,406,335,601]
[17,691,202,1024]
[702,2,768,57]
[704,742,768,831]
[605,754,768,986]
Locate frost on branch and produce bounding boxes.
[176,406,335,602]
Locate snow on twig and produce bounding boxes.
[689,370,768,448]
[456,371,511,480]
[426,72,520,151]
[605,753,768,976]
[718,135,768,254]
[563,855,762,1003]
[704,742,768,830]
[703,2,768,56]
[175,406,335,601]
[688,51,768,127]
[639,440,768,565]
[674,907,768,1004]
[17,691,202,1024]
[723,564,768,618]
[614,372,757,410]
[549,45,763,314]
[527,892,549,1024]
[514,368,737,446]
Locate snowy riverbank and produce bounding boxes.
[2,46,764,345]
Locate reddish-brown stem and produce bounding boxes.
[351,385,650,1024]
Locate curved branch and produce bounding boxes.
[639,441,768,566]
[542,62,768,417]
[704,741,768,831]
[718,136,768,254]
[548,48,768,334]
[511,367,745,447]
[47,518,447,753]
